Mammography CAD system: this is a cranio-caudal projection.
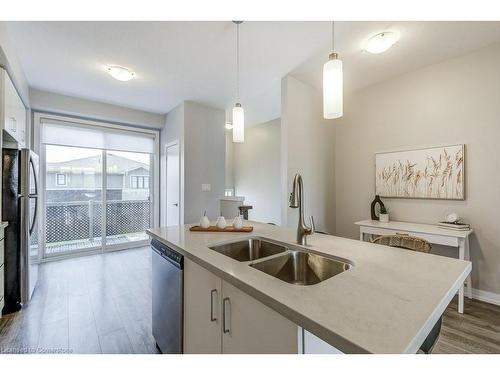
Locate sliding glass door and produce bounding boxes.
[39,116,157,259]
[44,145,103,256]
[105,150,151,248]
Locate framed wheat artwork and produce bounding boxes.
[375,144,465,200]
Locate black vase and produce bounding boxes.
[370,195,386,221]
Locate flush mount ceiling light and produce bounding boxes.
[232,21,245,143]
[364,31,400,54]
[106,65,135,81]
[323,20,343,119]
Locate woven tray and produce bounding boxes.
[189,225,253,233]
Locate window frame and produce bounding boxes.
[130,175,148,189]
[55,173,67,187]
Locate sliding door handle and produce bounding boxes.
[222,297,230,334]
[210,289,218,322]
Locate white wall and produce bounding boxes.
[160,101,225,225]
[184,101,225,223]
[233,118,281,224]
[225,131,234,189]
[30,89,165,129]
[335,42,500,295]
[281,75,336,234]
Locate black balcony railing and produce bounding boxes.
[45,199,151,244]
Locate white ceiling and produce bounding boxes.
[292,21,500,94]
[5,21,500,125]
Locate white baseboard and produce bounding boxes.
[472,288,500,306]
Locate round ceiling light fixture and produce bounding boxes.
[364,31,400,54]
[106,65,136,81]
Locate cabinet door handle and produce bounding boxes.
[210,289,218,322]
[222,297,230,334]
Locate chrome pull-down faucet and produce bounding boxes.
[289,173,315,246]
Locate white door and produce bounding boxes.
[166,143,180,226]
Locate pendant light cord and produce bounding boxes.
[331,20,335,52]
[236,22,240,101]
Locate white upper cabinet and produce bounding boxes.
[1,68,27,148]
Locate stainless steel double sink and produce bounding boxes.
[209,237,352,286]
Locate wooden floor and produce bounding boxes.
[1,246,500,354]
[433,297,500,354]
[0,246,158,354]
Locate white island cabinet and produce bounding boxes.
[184,258,299,354]
[183,258,222,353]
[148,222,470,354]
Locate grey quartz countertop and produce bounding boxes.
[147,221,470,354]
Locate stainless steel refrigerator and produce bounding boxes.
[2,148,39,314]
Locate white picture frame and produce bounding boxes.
[375,144,465,200]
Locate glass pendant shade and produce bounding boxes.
[232,104,244,143]
[323,55,343,119]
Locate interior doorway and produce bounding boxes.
[165,142,180,226]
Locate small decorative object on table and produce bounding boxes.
[379,206,390,223]
[214,208,227,229]
[232,214,243,230]
[438,213,471,231]
[215,215,227,229]
[370,195,386,221]
[199,210,210,228]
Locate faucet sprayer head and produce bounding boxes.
[289,174,301,208]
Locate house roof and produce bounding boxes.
[47,153,149,174]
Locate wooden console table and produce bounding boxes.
[355,220,473,314]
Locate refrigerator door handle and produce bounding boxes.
[28,154,39,235]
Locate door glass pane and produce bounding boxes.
[44,145,103,255]
[105,150,151,246]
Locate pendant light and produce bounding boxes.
[323,21,343,119]
[232,21,245,143]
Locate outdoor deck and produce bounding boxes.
[44,232,149,255]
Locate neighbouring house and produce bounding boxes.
[44,153,152,246]
[46,153,151,202]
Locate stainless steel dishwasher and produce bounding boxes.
[151,239,183,354]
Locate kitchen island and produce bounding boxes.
[147,221,471,354]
